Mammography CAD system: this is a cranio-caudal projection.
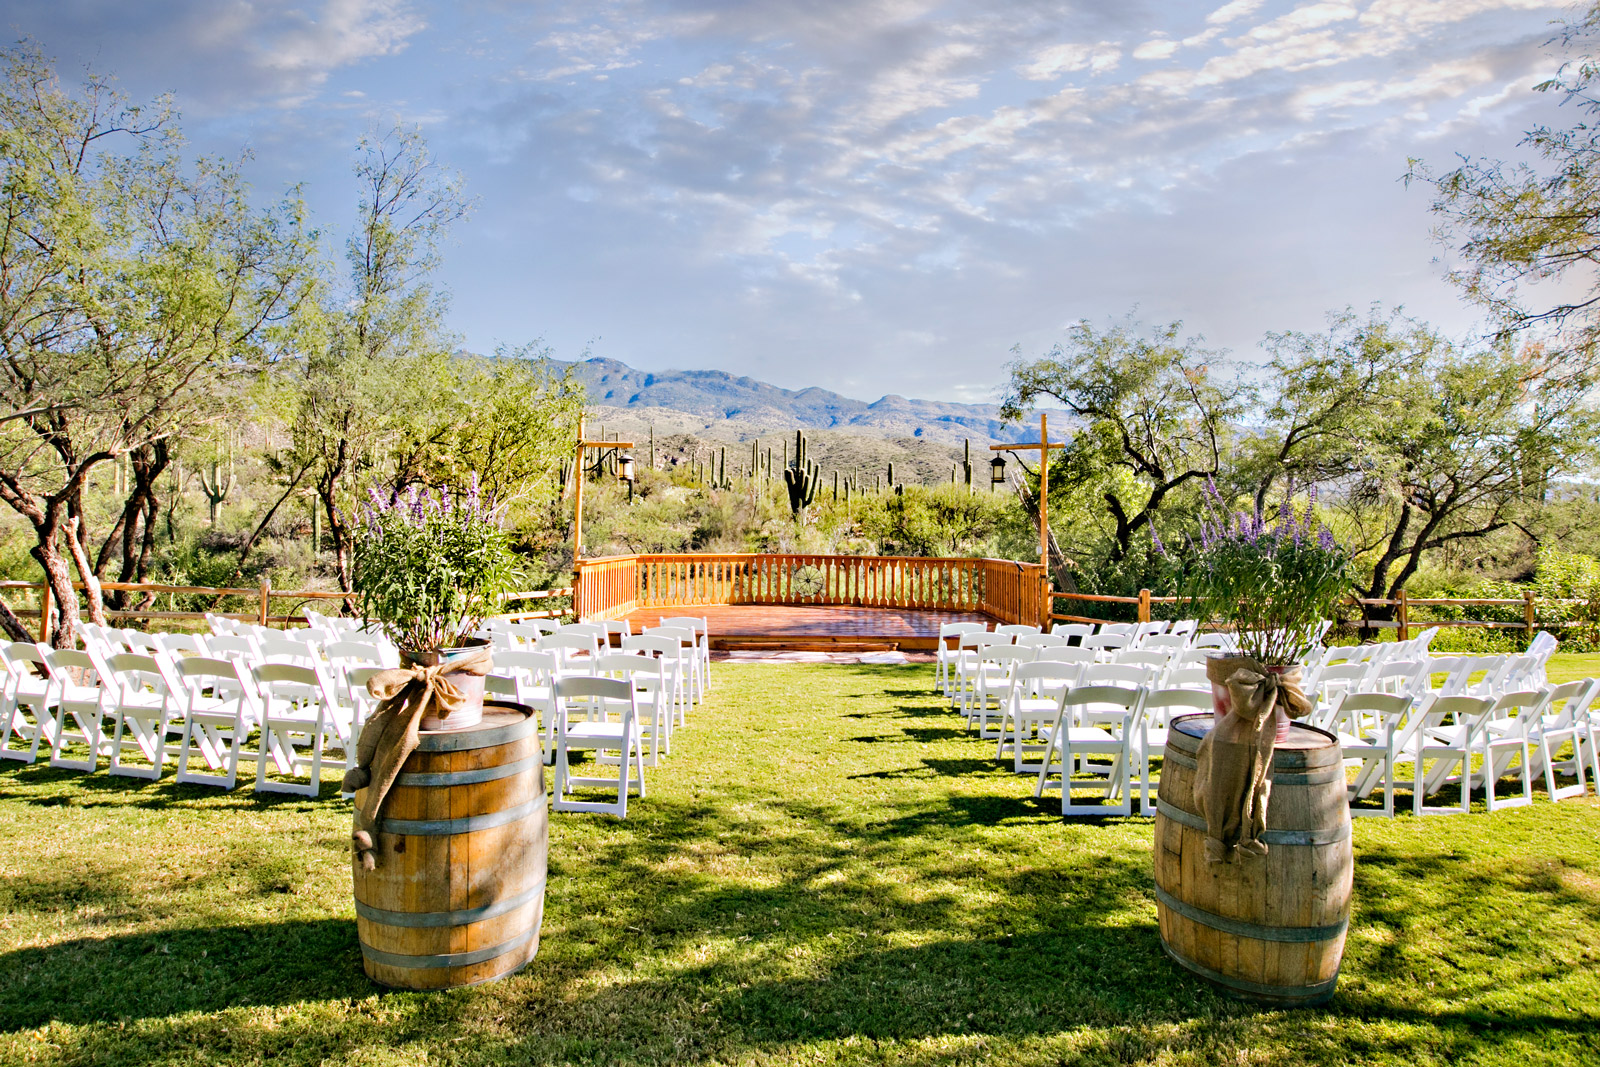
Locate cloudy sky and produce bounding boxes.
[4,0,1580,403]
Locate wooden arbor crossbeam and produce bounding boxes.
[572,415,634,562]
[993,412,1064,571]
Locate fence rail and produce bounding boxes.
[1053,587,1584,642]
[574,553,1050,626]
[0,579,574,639]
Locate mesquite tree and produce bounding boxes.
[0,47,312,645]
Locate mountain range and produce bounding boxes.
[558,357,1057,445]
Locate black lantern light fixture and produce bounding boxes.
[619,452,637,501]
[989,455,1006,489]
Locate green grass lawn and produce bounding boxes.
[3,658,1600,1066]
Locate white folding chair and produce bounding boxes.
[1326,692,1413,818]
[1164,665,1212,691]
[967,645,1038,737]
[995,624,1042,638]
[1190,633,1236,652]
[1034,684,1144,816]
[1081,633,1128,658]
[252,663,339,795]
[1475,689,1544,811]
[1135,688,1213,814]
[491,649,560,762]
[621,634,689,727]
[1049,623,1093,644]
[152,633,205,659]
[0,642,55,764]
[174,657,262,789]
[646,625,704,705]
[1527,679,1595,802]
[594,652,672,766]
[256,635,318,668]
[43,648,109,772]
[936,622,988,696]
[994,660,1084,772]
[1413,694,1496,815]
[199,630,262,663]
[552,676,645,818]
[105,652,181,779]
[1140,634,1190,653]
[660,616,710,690]
[950,632,1010,710]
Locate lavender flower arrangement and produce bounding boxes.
[1173,482,1351,666]
[352,477,523,654]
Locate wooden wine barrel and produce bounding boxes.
[352,702,547,990]
[1153,714,1351,1006]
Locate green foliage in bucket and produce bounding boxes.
[1167,482,1350,666]
[353,477,522,653]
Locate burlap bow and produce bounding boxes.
[1195,656,1312,863]
[342,644,493,870]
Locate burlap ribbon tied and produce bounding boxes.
[1195,656,1312,864]
[342,644,494,870]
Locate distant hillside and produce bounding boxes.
[558,357,1058,445]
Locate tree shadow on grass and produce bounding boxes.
[0,762,344,814]
[0,919,367,1031]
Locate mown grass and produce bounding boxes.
[3,658,1600,1065]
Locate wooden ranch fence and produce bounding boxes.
[0,580,574,641]
[574,554,1050,627]
[1053,588,1583,643]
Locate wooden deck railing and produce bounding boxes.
[574,554,1050,626]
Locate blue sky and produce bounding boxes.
[5,0,1579,403]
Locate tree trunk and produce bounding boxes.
[31,536,80,649]
[0,596,33,643]
[63,516,107,628]
[231,464,311,581]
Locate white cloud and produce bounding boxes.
[255,0,423,76]
[1019,41,1122,80]
[1133,37,1180,61]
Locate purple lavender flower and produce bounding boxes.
[467,472,481,516]
[1318,528,1337,551]
[1151,525,1167,557]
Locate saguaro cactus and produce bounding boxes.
[963,439,973,489]
[784,429,820,517]
[197,441,236,526]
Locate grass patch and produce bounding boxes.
[4,659,1600,1065]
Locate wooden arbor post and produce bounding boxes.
[992,412,1066,570]
[570,415,634,564]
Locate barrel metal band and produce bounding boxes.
[1155,801,1350,846]
[355,877,546,928]
[381,793,547,837]
[416,706,536,752]
[395,756,537,788]
[1158,749,1340,783]
[1160,942,1339,1003]
[360,926,536,970]
[1154,883,1349,943]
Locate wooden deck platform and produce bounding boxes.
[620,604,996,651]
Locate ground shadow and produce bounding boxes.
[0,919,367,1030]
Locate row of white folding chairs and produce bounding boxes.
[948,640,1233,719]
[962,659,1209,816]
[0,640,349,796]
[937,622,1236,700]
[1323,680,1600,817]
[967,660,1600,819]
[83,622,394,739]
[481,615,712,699]
[487,639,711,818]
